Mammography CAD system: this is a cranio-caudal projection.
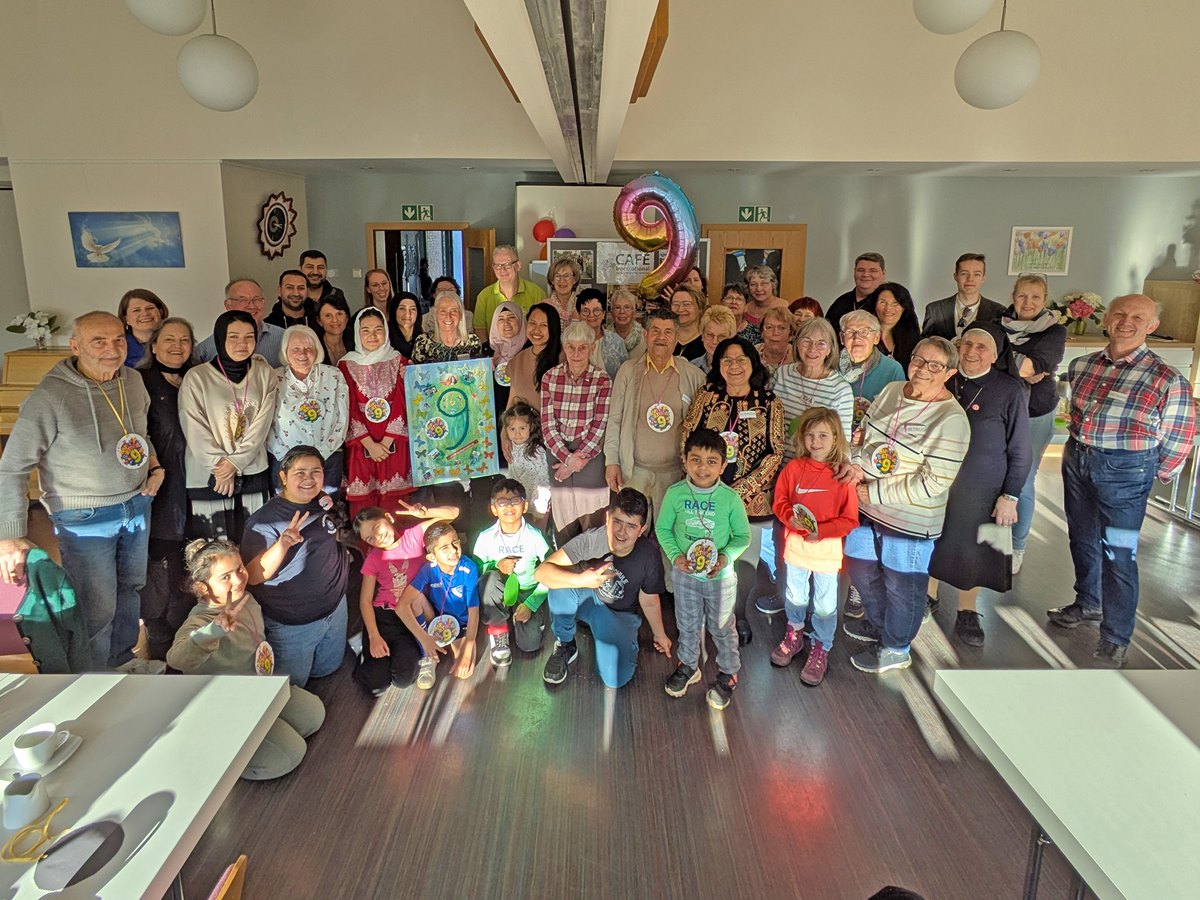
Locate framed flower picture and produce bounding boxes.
[1008,226,1073,276]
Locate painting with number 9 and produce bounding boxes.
[404,358,500,486]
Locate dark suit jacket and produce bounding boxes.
[921,295,1005,340]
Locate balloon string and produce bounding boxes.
[1000,0,1008,31]
[210,0,218,35]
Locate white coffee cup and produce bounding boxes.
[12,722,70,771]
[3,773,49,829]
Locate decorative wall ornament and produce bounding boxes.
[258,192,298,260]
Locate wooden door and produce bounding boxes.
[700,224,808,305]
[464,227,497,310]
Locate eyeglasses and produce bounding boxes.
[552,272,574,280]
[493,261,518,272]
[841,328,877,340]
[909,355,949,374]
[493,498,524,509]
[720,356,750,367]
[797,338,830,351]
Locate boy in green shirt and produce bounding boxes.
[656,428,751,710]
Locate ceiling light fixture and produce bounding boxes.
[953,0,1040,109]
[912,0,993,35]
[176,1,259,112]
[124,0,207,36]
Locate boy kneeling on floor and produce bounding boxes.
[473,478,551,666]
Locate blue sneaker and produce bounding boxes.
[850,646,911,674]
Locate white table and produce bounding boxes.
[934,670,1200,900]
[0,673,288,898]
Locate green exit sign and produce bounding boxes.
[401,204,435,222]
[739,205,771,223]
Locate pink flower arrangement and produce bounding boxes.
[1049,291,1106,327]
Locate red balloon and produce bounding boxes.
[532,217,557,243]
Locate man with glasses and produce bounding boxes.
[826,252,887,330]
[921,253,1003,341]
[1048,294,1196,667]
[473,245,545,339]
[604,309,706,518]
[196,277,285,364]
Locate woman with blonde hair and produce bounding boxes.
[670,285,707,359]
[609,287,645,357]
[362,268,394,313]
[745,265,785,324]
[546,255,582,323]
[756,305,795,375]
[692,304,737,374]
[411,291,484,363]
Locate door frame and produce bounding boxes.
[700,223,808,306]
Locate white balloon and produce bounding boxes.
[124,0,207,36]
[177,34,259,112]
[913,0,994,35]
[954,30,1041,110]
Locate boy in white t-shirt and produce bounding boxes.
[472,479,551,666]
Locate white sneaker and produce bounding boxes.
[490,631,512,667]
[416,657,436,690]
[1012,549,1025,576]
[117,658,166,675]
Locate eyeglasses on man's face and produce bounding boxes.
[493,260,518,272]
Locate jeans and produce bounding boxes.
[1061,439,1156,646]
[1013,410,1056,551]
[844,518,934,654]
[50,493,152,670]
[264,599,348,686]
[784,565,839,650]
[548,586,641,688]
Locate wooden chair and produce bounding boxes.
[207,855,248,900]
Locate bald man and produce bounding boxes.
[0,312,165,672]
[1048,294,1196,666]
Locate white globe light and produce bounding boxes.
[954,30,1041,110]
[124,0,207,36]
[177,34,259,112]
[913,0,994,35]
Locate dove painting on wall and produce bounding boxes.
[68,211,185,268]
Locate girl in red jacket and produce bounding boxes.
[771,406,859,685]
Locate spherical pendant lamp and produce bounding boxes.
[124,0,208,36]
[954,29,1041,109]
[177,34,259,112]
[912,0,994,35]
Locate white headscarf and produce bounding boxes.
[340,308,400,366]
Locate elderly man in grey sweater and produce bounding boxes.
[0,312,165,671]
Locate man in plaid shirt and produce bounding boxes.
[1048,294,1196,667]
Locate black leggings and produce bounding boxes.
[353,607,423,693]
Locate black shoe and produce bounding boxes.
[954,610,985,647]
[1092,639,1128,668]
[844,585,865,619]
[706,671,738,710]
[736,618,753,646]
[843,617,881,643]
[543,640,578,684]
[1047,603,1103,629]
[664,662,701,698]
[927,594,940,616]
[754,595,785,615]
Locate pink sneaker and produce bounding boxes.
[770,625,804,667]
[800,644,828,686]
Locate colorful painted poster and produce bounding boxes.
[1007,226,1072,276]
[404,358,500,486]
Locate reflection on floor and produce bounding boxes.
[164,457,1196,898]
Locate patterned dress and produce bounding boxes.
[339,356,411,515]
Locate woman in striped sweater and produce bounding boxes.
[756,316,855,615]
[841,336,970,674]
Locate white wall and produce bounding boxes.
[0,187,31,354]
[8,160,230,342]
[220,162,309,296]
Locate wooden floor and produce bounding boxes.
[159,457,1198,899]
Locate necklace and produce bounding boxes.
[91,374,150,469]
[215,356,252,442]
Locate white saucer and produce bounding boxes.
[0,734,83,782]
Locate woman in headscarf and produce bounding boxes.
[386,290,422,360]
[179,310,278,539]
[268,325,350,492]
[338,308,411,517]
[928,323,1031,647]
[1000,273,1067,575]
[485,301,526,415]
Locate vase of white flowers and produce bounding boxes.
[6,311,60,350]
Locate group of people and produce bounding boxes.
[0,242,1193,775]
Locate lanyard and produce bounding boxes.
[686,482,714,538]
[646,361,678,407]
[435,567,459,616]
[884,392,938,448]
[92,376,132,435]
[215,356,251,417]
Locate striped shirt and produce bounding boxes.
[539,362,612,464]
[1068,344,1196,479]
[769,364,855,456]
[852,381,970,539]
